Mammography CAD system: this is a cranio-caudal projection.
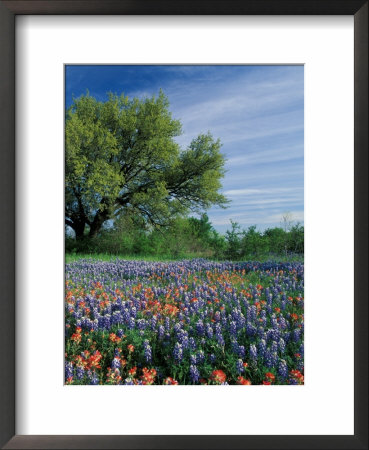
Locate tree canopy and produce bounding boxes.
[65,90,228,239]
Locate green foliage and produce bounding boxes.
[66,215,304,261]
[66,90,228,240]
[225,220,242,260]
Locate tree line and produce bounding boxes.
[66,213,304,260]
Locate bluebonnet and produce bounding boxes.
[165,317,170,331]
[196,350,205,364]
[173,342,183,363]
[264,349,273,368]
[236,359,244,374]
[189,337,197,351]
[271,352,279,367]
[258,339,267,359]
[292,328,301,342]
[259,310,267,326]
[87,370,99,385]
[117,328,124,338]
[103,314,111,329]
[270,329,279,341]
[143,339,152,363]
[281,293,287,310]
[137,318,147,330]
[75,365,84,380]
[196,320,205,337]
[216,332,225,347]
[237,345,245,359]
[249,305,257,322]
[158,325,165,339]
[271,341,278,354]
[278,359,288,379]
[111,356,121,369]
[206,324,213,339]
[179,330,189,349]
[229,321,237,338]
[278,337,286,353]
[271,316,278,329]
[246,322,257,337]
[65,362,73,381]
[174,323,182,336]
[299,344,304,356]
[250,344,258,363]
[279,317,287,330]
[231,338,238,353]
[189,365,200,383]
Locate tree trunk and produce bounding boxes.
[89,212,107,238]
[74,222,85,240]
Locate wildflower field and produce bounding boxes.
[65,259,304,385]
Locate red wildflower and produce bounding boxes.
[71,333,82,344]
[237,376,252,385]
[88,350,102,369]
[164,377,179,385]
[109,333,121,343]
[128,367,137,377]
[265,372,275,381]
[210,370,227,384]
[290,369,304,384]
[106,368,122,384]
[141,368,157,385]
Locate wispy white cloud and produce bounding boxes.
[224,187,303,196]
[210,210,304,228]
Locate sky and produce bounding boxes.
[65,65,304,234]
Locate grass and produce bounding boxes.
[65,253,178,263]
[65,252,303,264]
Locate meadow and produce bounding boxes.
[65,257,304,385]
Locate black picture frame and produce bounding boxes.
[0,1,367,449]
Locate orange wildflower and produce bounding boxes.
[210,369,227,384]
[265,372,275,382]
[237,376,252,385]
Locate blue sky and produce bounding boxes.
[65,65,304,233]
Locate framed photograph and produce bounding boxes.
[0,1,367,449]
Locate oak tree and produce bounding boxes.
[65,91,228,239]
